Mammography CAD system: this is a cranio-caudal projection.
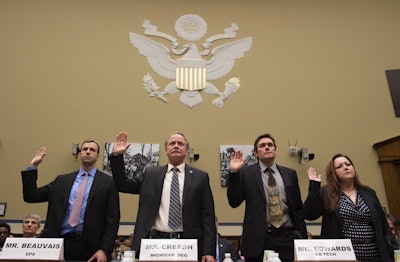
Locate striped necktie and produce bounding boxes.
[168,167,181,230]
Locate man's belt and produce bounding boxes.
[62,231,83,239]
[266,226,294,233]
[149,229,183,239]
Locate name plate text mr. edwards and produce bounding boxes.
[294,239,356,261]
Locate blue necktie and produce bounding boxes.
[168,167,181,230]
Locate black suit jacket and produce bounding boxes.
[304,181,396,262]
[217,234,240,262]
[21,169,120,260]
[227,163,307,257]
[110,154,216,259]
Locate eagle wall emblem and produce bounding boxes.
[129,14,253,108]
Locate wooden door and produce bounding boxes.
[373,136,400,219]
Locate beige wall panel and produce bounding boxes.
[1,0,400,235]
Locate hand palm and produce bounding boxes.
[230,157,243,170]
[113,131,130,155]
[30,147,46,166]
[113,141,128,154]
[229,150,244,171]
[307,167,321,182]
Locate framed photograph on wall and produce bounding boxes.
[103,142,160,179]
[0,202,6,216]
[219,145,257,186]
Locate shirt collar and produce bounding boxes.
[259,162,277,173]
[168,163,185,173]
[78,167,97,177]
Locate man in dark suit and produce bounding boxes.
[109,131,216,262]
[227,133,307,262]
[21,141,120,262]
[215,216,240,262]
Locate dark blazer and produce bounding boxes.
[227,163,307,257]
[217,234,240,262]
[21,169,120,260]
[110,154,216,259]
[304,180,396,262]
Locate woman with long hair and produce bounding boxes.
[304,154,396,261]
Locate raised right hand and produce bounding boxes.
[307,167,321,182]
[112,131,131,155]
[230,150,244,172]
[30,146,47,167]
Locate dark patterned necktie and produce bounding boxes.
[266,168,283,228]
[168,167,181,230]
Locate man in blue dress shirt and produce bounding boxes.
[21,141,120,261]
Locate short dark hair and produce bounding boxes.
[0,223,11,234]
[253,133,277,151]
[81,140,100,154]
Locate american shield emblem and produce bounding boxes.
[129,14,252,108]
[176,59,206,91]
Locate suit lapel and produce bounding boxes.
[182,165,194,207]
[86,170,101,207]
[65,172,78,190]
[276,165,289,189]
[276,165,294,207]
[157,166,169,195]
[251,164,266,201]
[63,172,78,207]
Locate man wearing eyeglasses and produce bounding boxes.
[227,133,307,262]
